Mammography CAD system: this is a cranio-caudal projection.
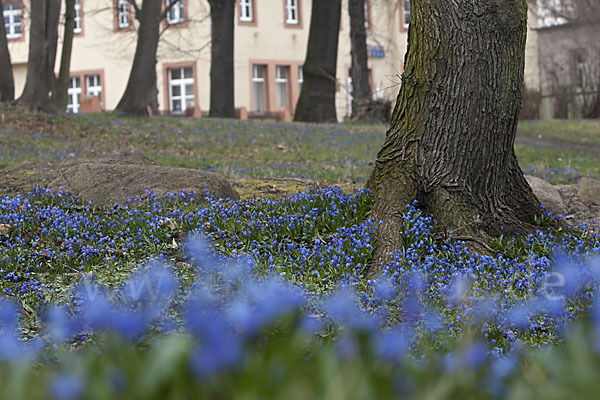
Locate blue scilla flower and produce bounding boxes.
[43,305,75,343]
[184,234,223,274]
[446,273,471,306]
[459,341,488,371]
[51,374,84,400]
[373,277,396,301]
[373,326,411,362]
[121,262,177,318]
[322,287,380,332]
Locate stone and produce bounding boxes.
[49,162,239,206]
[578,177,600,206]
[525,175,567,214]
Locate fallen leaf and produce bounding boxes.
[0,224,11,235]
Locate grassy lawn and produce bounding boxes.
[1,107,598,185]
[1,106,600,397]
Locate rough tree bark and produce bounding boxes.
[116,0,164,116]
[53,0,76,111]
[18,0,61,112]
[294,0,342,123]
[348,0,371,118]
[208,0,235,118]
[0,0,15,103]
[367,0,541,276]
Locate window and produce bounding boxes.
[117,0,129,29]
[571,49,587,89]
[402,0,410,29]
[275,66,290,108]
[298,66,303,91]
[168,66,195,112]
[3,2,22,39]
[252,64,267,112]
[239,0,253,22]
[285,0,299,25]
[166,0,184,25]
[85,74,102,98]
[74,0,82,34]
[67,77,82,114]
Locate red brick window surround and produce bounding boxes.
[163,62,198,113]
[114,0,132,31]
[238,0,257,25]
[250,60,304,114]
[283,0,302,28]
[67,70,106,114]
[2,1,24,41]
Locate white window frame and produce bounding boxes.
[3,3,22,39]
[85,74,102,98]
[74,0,82,34]
[298,65,303,91]
[402,0,410,29]
[285,0,299,25]
[252,64,267,112]
[275,65,290,108]
[67,77,82,114]
[117,0,129,29]
[239,0,253,22]
[166,0,184,25]
[168,66,195,112]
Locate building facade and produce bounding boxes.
[4,0,541,121]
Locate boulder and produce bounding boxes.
[578,177,600,206]
[525,175,566,214]
[49,162,239,206]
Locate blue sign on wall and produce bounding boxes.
[368,45,385,58]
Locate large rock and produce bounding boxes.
[578,177,600,206]
[525,175,566,214]
[49,162,239,206]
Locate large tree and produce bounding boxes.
[53,0,76,111]
[18,0,61,112]
[0,0,15,103]
[207,0,235,118]
[116,0,182,116]
[348,0,371,119]
[294,0,342,123]
[367,0,541,275]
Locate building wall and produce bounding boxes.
[5,0,541,120]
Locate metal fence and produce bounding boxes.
[539,88,598,120]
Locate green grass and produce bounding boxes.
[518,119,600,145]
[2,106,597,186]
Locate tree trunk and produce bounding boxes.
[18,0,61,112]
[115,0,162,116]
[366,0,541,276]
[208,0,235,118]
[348,0,371,117]
[53,0,76,111]
[294,0,341,123]
[0,0,15,103]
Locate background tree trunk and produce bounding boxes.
[18,0,61,112]
[0,0,15,103]
[294,0,341,123]
[348,0,371,118]
[115,0,162,116]
[53,0,76,111]
[208,0,235,118]
[367,0,541,276]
